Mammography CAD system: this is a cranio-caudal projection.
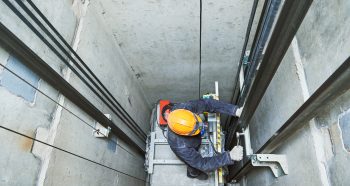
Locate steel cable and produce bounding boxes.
[0,125,148,183]
[22,0,146,139]
[198,0,202,99]
[0,62,141,159]
[3,0,146,141]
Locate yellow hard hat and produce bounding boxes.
[168,109,202,136]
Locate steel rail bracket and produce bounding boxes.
[251,154,288,177]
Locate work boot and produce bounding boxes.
[196,172,209,180]
[187,166,208,180]
[187,170,208,180]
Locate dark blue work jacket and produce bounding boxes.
[167,99,238,172]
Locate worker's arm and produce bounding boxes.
[171,146,234,172]
[172,99,239,116]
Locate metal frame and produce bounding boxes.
[146,132,214,174]
[228,25,350,184]
[238,0,313,129]
[226,0,313,150]
[0,23,145,155]
[229,54,350,180]
[226,0,316,181]
[225,0,284,150]
[146,132,185,174]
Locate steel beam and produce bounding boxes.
[239,0,313,128]
[228,54,350,182]
[226,0,314,181]
[258,57,350,153]
[0,23,145,155]
[226,0,313,150]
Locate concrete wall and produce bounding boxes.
[98,0,254,104]
[240,0,350,185]
[0,0,150,185]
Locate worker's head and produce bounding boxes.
[167,109,204,136]
[161,103,172,121]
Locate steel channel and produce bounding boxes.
[229,56,350,181]
[238,0,282,107]
[226,0,313,150]
[224,0,262,131]
[258,57,350,153]
[239,0,313,128]
[226,0,314,181]
[0,23,145,155]
[225,0,282,150]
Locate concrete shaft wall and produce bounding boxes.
[243,0,350,185]
[0,0,150,185]
[98,0,253,104]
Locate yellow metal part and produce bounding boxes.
[216,114,223,184]
[213,94,224,185]
[204,89,224,185]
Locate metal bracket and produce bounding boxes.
[251,154,288,177]
[236,128,288,178]
[236,127,253,156]
[93,114,111,138]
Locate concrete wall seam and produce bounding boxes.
[31,1,89,185]
[292,37,331,186]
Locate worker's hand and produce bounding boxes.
[235,107,243,117]
[230,145,243,161]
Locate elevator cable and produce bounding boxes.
[198,0,202,99]
[21,0,146,140]
[0,63,142,159]
[224,0,260,129]
[0,125,148,183]
[3,0,146,141]
[229,0,260,105]
[13,0,146,140]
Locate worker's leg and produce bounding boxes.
[185,142,209,179]
[170,146,234,173]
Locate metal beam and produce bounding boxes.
[228,52,350,182]
[226,0,313,150]
[226,0,314,181]
[258,57,350,153]
[239,0,313,127]
[0,23,145,155]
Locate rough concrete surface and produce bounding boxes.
[75,0,151,133]
[0,0,74,184]
[249,47,305,151]
[1,0,349,185]
[0,0,149,185]
[314,90,350,186]
[97,0,253,104]
[296,0,350,95]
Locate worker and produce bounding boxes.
[162,98,243,180]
